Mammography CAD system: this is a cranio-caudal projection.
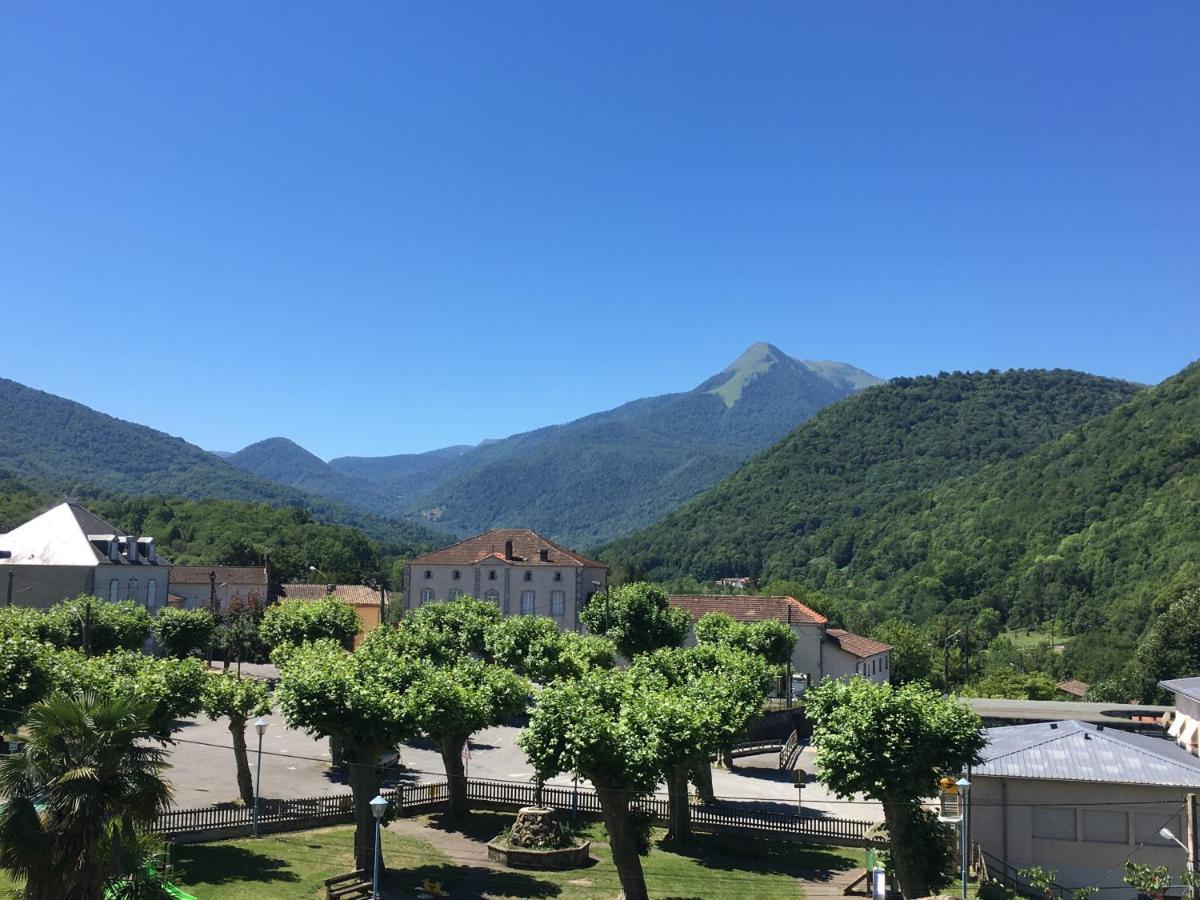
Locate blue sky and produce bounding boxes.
[2,2,1196,458]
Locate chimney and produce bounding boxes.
[505,540,514,560]
[539,548,549,562]
[108,539,119,563]
[144,538,157,564]
[126,538,139,563]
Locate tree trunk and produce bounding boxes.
[347,741,385,874]
[719,743,736,769]
[885,800,930,900]
[330,734,346,767]
[439,734,469,818]
[229,716,255,807]
[665,765,691,842]
[691,757,715,805]
[595,782,649,900]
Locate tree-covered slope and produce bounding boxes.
[0,378,449,550]
[328,445,472,500]
[835,360,1200,631]
[396,343,882,545]
[228,437,397,517]
[601,369,1142,583]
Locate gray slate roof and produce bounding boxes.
[1160,678,1200,703]
[976,720,1200,787]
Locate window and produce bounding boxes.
[452,570,461,581]
[520,591,535,615]
[524,571,532,582]
[488,570,497,581]
[109,579,120,602]
[449,589,463,601]
[424,570,432,580]
[550,591,565,617]
[884,656,889,671]
[1082,810,1128,844]
[147,579,157,607]
[127,577,139,602]
[1032,807,1077,841]
[484,589,500,606]
[554,571,563,582]
[419,588,435,605]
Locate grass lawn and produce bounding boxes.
[160,813,862,899]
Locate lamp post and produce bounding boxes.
[1159,826,1196,899]
[956,776,971,899]
[369,794,389,899]
[252,717,268,836]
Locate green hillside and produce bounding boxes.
[601,369,1143,587]
[0,378,450,551]
[396,343,882,545]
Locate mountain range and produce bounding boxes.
[224,342,883,545]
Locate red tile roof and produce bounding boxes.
[1057,679,1090,698]
[170,565,269,586]
[278,583,384,607]
[668,595,827,626]
[408,529,605,569]
[825,628,891,659]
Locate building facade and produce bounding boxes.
[1162,677,1200,757]
[667,594,891,689]
[404,529,607,631]
[278,583,387,647]
[168,565,270,611]
[0,503,171,611]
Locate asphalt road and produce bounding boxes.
[167,716,884,823]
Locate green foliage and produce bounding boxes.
[44,596,152,655]
[259,597,360,651]
[152,607,216,658]
[693,613,796,668]
[579,583,690,658]
[806,677,985,899]
[878,807,957,894]
[1136,584,1200,701]
[214,596,268,666]
[409,658,528,745]
[200,672,271,725]
[871,620,933,684]
[0,636,55,733]
[1123,862,1170,896]
[49,649,206,737]
[1019,866,1061,900]
[485,616,615,682]
[393,595,502,663]
[0,691,171,898]
[963,667,1060,701]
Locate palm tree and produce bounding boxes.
[0,691,172,900]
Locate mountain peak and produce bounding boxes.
[725,341,789,373]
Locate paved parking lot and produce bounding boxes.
[167,716,883,823]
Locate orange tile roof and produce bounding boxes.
[668,594,827,626]
[408,529,605,569]
[1057,679,1090,698]
[279,583,383,606]
[826,628,891,659]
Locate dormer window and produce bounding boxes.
[524,571,532,582]
[452,570,461,581]
[424,570,432,580]
[554,571,563,582]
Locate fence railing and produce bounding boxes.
[779,730,802,771]
[154,776,880,847]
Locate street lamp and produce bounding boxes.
[369,794,389,899]
[956,777,971,899]
[252,718,268,836]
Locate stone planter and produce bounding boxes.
[488,806,591,870]
[486,838,592,870]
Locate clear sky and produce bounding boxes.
[2,2,1196,459]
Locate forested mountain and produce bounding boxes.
[224,342,880,545]
[0,378,449,550]
[602,369,1143,590]
[390,343,882,544]
[228,437,397,517]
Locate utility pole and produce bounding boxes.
[208,571,217,666]
[1188,792,1198,900]
[4,570,12,608]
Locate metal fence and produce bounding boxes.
[154,776,877,847]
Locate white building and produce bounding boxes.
[667,595,891,688]
[1163,677,1200,757]
[168,565,269,611]
[404,529,607,631]
[0,502,170,611]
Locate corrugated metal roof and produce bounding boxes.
[977,720,1200,787]
[1161,677,1200,704]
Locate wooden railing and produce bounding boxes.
[729,738,785,758]
[780,730,802,770]
[153,777,879,847]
